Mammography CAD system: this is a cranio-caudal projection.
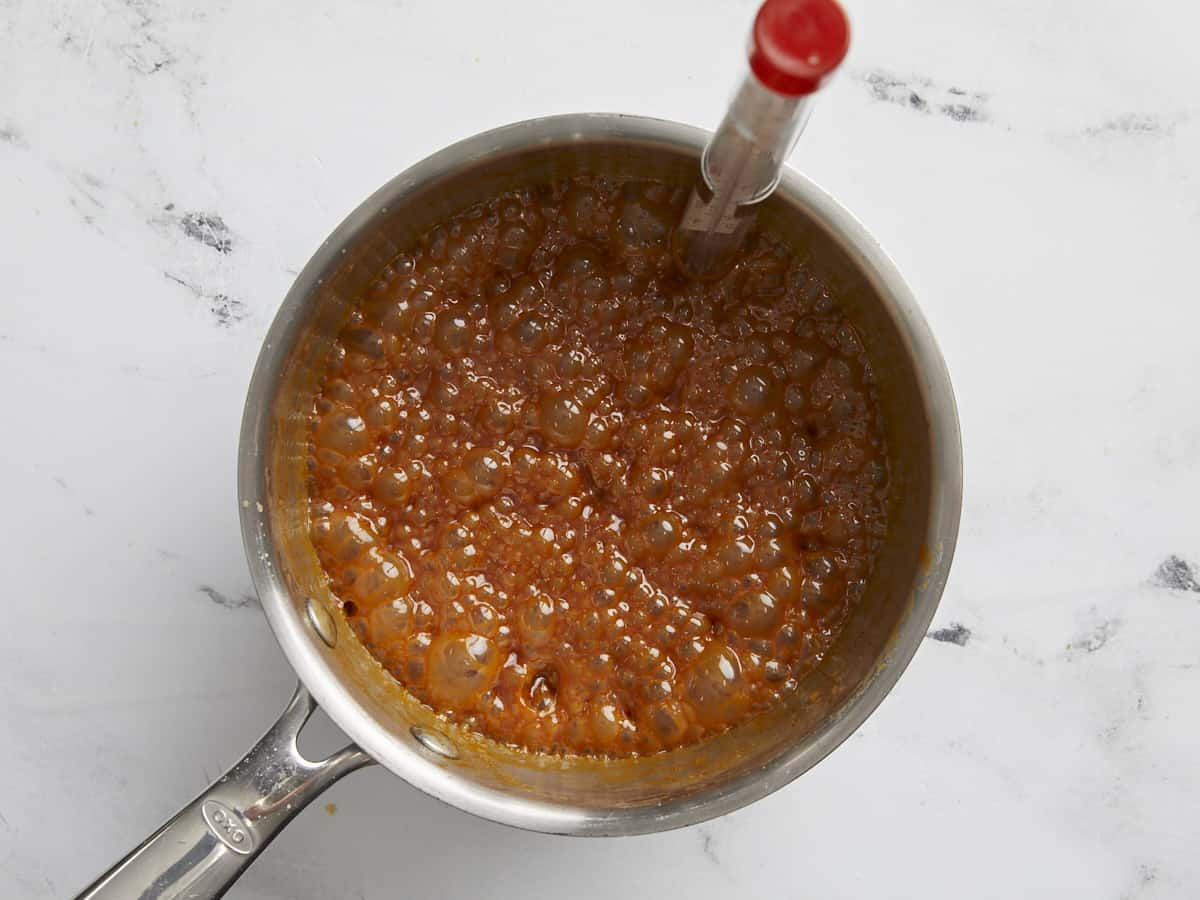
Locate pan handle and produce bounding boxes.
[74,683,373,900]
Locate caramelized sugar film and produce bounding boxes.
[306,177,889,756]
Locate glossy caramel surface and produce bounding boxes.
[307,177,888,756]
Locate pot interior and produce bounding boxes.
[254,120,939,831]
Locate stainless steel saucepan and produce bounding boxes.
[77,113,962,899]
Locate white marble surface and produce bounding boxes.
[2,0,1199,897]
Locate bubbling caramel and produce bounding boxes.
[307,177,889,756]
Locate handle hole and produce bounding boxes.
[411,726,459,759]
[295,704,352,761]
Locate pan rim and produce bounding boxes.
[237,112,963,836]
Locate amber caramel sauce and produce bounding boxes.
[306,177,888,756]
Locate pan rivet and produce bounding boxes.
[411,727,458,759]
[304,598,337,648]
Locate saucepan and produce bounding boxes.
[77,113,962,899]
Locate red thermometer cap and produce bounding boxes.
[749,0,851,96]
